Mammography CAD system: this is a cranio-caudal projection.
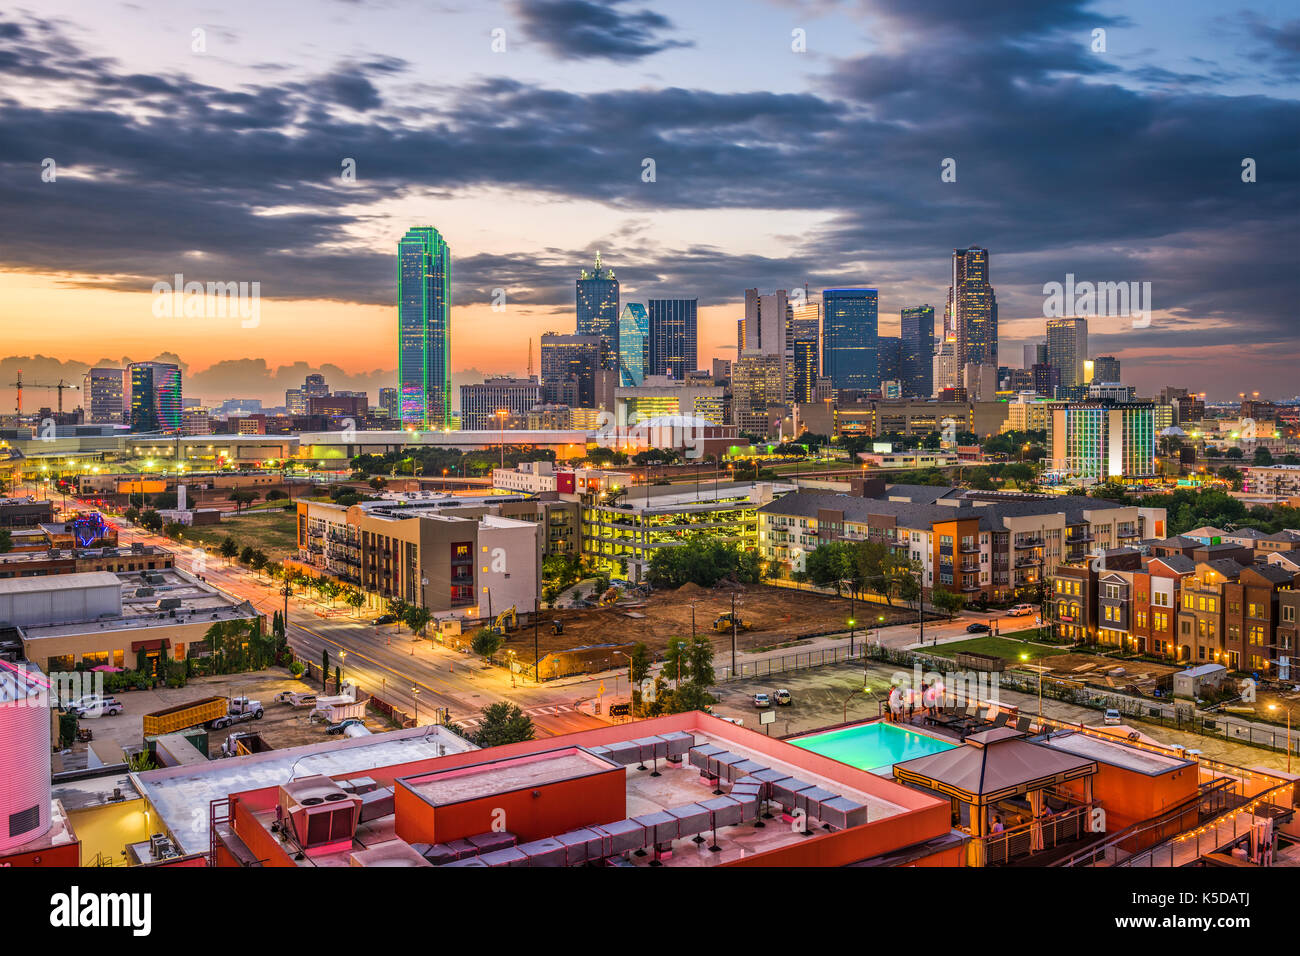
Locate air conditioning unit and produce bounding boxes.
[277,775,362,856]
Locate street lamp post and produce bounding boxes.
[1270,703,1292,773]
[411,687,420,726]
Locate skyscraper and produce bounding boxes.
[789,300,820,405]
[618,303,650,387]
[1093,355,1122,382]
[945,247,998,378]
[822,289,878,390]
[648,298,698,380]
[541,333,601,406]
[900,306,935,399]
[83,367,128,424]
[576,252,620,370]
[1046,317,1088,388]
[378,387,399,420]
[459,378,542,430]
[398,226,452,428]
[129,362,182,433]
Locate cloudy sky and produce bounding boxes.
[1,0,1297,408]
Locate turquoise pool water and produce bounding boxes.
[792,722,958,774]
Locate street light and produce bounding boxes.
[411,687,420,725]
[1270,703,1292,773]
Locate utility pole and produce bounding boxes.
[731,592,738,677]
[533,605,540,684]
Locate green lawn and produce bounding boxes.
[933,635,1068,661]
[179,510,299,558]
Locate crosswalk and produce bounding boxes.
[455,703,577,728]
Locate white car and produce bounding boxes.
[752,693,772,708]
[1008,604,1036,616]
[1103,708,1122,725]
[69,695,123,717]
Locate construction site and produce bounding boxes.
[501,583,914,675]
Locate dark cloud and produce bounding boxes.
[511,0,692,61]
[0,4,1297,397]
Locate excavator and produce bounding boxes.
[597,586,621,607]
[491,606,518,634]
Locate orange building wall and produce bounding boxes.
[0,841,80,867]
[724,802,954,867]
[1058,760,1197,846]
[395,767,625,846]
[231,798,295,867]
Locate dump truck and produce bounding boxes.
[713,612,752,633]
[308,694,366,724]
[142,696,231,736]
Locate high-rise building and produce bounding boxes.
[822,289,878,391]
[576,252,620,370]
[731,353,786,434]
[129,362,182,433]
[932,339,959,395]
[83,368,128,424]
[379,387,399,420]
[900,306,935,399]
[1022,342,1047,369]
[541,333,601,407]
[617,303,649,387]
[789,301,820,405]
[1046,317,1088,388]
[944,247,998,380]
[877,337,902,392]
[648,298,698,380]
[285,389,306,415]
[1032,363,1061,397]
[1093,355,1122,383]
[398,226,452,428]
[740,289,790,357]
[303,373,329,398]
[1049,402,1156,481]
[459,378,542,430]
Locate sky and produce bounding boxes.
[1,0,1298,409]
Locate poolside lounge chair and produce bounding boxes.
[1015,716,1032,734]
[988,711,1010,730]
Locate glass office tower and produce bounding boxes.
[945,247,998,371]
[129,362,182,433]
[648,298,698,380]
[822,288,878,390]
[577,252,620,370]
[900,305,935,398]
[618,303,649,387]
[398,226,452,428]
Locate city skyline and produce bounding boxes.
[2,0,1297,406]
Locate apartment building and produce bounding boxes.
[294,499,542,620]
[758,486,1164,603]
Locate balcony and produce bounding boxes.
[961,582,982,592]
[1014,537,1044,549]
[1015,556,1043,568]
[960,543,980,554]
[1066,530,1094,543]
[960,561,981,572]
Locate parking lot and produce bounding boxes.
[59,668,384,766]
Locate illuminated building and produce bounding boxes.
[398,226,452,428]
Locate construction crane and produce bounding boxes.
[8,370,81,416]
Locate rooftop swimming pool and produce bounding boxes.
[791,721,958,775]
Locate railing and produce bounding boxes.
[977,803,1090,866]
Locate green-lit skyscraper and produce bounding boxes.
[398,226,451,428]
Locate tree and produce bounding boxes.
[686,636,716,688]
[344,588,365,615]
[471,627,503,659]
[0,529,10,555]
[662,637,691,688]
[238,545,254,565]
[387,597,409,630]
[1217,465,1244,491]
[404,604,432,637]
[645,539,760,589]
[1254,446,1275,465]
[628,642,652,714]
[931,586,964,620]
[668,681,717,714]
[266,489,288,501]
[804,541,859,596]
[162,521,186,539]
[250,550,267,574]
[369,476,387,491]
[138,509,163,532]
[220,537,238,561]
[123,506,140,523]
[229,488,259,511]
[470,702,535,748]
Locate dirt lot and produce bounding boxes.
[514,583,912,665]
[58,669,386,767]
[1037,653,1182,695]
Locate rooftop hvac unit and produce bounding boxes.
[135,587,155,598]
[277,775,362,855]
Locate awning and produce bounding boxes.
[130,639,170,652]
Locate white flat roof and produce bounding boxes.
[0,571,122,594]
[135,725,478,855]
